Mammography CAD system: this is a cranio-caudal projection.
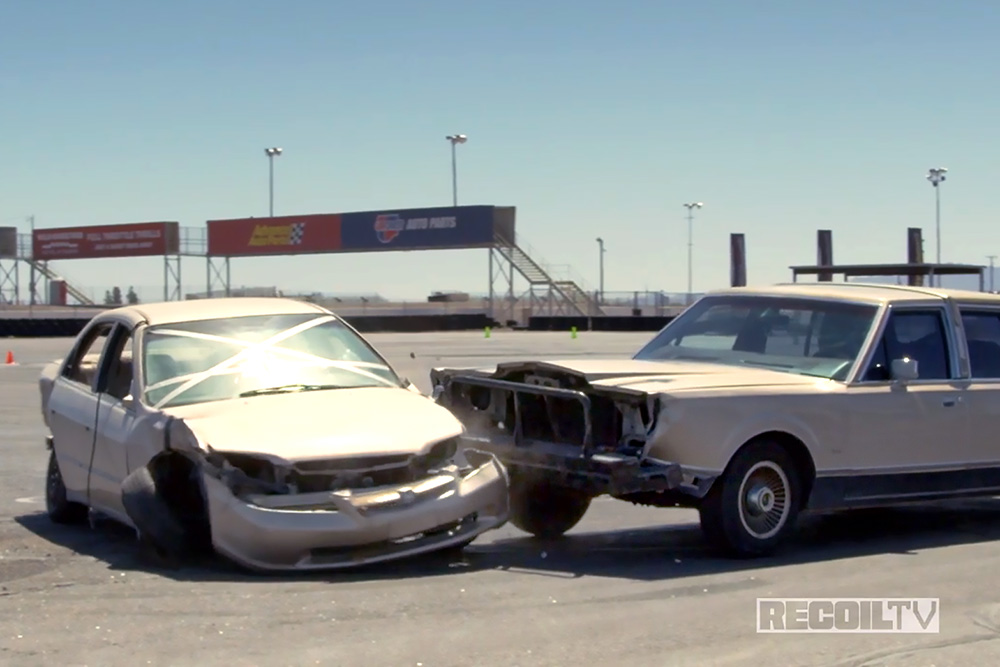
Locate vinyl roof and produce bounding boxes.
[708,281,1000,305]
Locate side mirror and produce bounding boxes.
[890,357,919,382]
[121,394,135,411]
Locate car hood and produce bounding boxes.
[486,358,830,393]
[162,386,463,462]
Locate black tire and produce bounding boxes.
[698,440,803,557]
[121,465,196,560]
[507,469,592,538]
[45,449,88,524]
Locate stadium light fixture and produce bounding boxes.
[683,202,704,304]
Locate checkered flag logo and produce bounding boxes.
[289,222,305,245]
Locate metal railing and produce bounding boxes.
[592,290,704,315]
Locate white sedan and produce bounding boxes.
[40,297,509,571]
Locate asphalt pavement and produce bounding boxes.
[2,331,1000,666]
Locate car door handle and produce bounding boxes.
[943,398,962,407]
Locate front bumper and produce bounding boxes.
[203,457,509,572]
[436,373,683,496]
[458,435,683,496]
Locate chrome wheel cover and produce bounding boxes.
[737,461,791,540]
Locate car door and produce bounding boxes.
[45,320,115,503]
[87,323,138,523]
[842,306,970,487]
[954,306,1000,475]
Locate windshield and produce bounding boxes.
[140,312,403,408]
[633,295,880,381]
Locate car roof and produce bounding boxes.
[705,282,1000,306]
[97,297,332,327]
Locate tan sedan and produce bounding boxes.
[432,282,1000,557]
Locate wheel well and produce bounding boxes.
[731,431,816,509]
[147,451,212,544]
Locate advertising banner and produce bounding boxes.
[0,227,17,259]
[339,205,496,252]
[206,214,343,256]
[32,222,179,260]
[206,206,505,256]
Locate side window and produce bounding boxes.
[99,326,135,401]
[62,323,113,389]
[887,309,951,380]
[960,311,1000,378]
[862,309,952,381]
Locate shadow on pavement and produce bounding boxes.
[474,498,1000,584]
[14,497,1000,584]
[11,511,488,583]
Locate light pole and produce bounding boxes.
[989,255,997,293]
[445,134,467,206]
[265,147,282,216]
[595,237,606,304]
[683,202,703,304]
[926,167,947,285]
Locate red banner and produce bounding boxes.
[32,222,179,260]
[207,214,342,256]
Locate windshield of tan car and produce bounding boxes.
[140,313,403,408]
[633,295,879,381]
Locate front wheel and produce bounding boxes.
[507,469,592,538]
[698,440,803,557]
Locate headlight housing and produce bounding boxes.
[411,437,459,474]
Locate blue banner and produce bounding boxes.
[340,205,496,251]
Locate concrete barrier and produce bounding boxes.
[527,315,676,332]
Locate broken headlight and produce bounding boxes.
[207,451,295,496]
[410,437,459,476]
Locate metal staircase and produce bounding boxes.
[26,259,95,305]
[491,233,605,320]
[553,279,600,315]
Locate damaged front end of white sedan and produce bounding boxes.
[40,299,509,572]
[121,411,508,572]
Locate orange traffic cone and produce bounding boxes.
[4,351,14,365]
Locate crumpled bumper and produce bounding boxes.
[203,456,509,572]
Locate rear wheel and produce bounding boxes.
[507,469,592,538]
[45,449,88,524]
[699,440,803,557]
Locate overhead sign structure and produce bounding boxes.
[206,205,514,257]
[32,222,180,261]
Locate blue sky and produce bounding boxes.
[2,0,998,303]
